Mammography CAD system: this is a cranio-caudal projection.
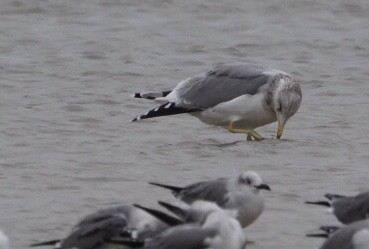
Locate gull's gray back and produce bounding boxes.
[171,63,278,109]
[75,205,131,228]
[178,179,229,207]
[334,192,369,224]
[61,216,128,249]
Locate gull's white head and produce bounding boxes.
[237,171,271,191]
[273,75,302,139]
[0,230,9,249]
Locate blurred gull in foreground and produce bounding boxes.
[29,205,169,249]
[0,230,9,249]
[132,63,302,140]
[306,191,369,224]
[307,220,369,249]
[150,171,270,228]
[114,201,246,249]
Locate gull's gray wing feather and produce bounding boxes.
[61,216,128,249]
[170,63,277,109]
[320,220,369,249]
[333,192,369,224]
[146,225,216,249]
[75,205,131,228]
[178,179,229,207]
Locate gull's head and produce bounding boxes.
[273,75,302,139]
[237,171,271,191]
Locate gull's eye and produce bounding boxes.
[246,178,252,185]
[239,176,252,185]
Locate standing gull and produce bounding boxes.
[29,205,169,249]
[149,171,271,228]
[307,220,369,249]
[306,191,369,224]
[132,63,302,140]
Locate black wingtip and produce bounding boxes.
[133,204,183,226]
[305,201,331,207]
[132,102,200,122]
[157,201,188,219]
[149,182,183,193]
[324,194,345,200]
[29,239,61,247]
[306,233,329,238]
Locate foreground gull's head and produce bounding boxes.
[272,75,302,139]
[237,171,271,192]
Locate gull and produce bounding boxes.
[307,220,369,249]
[0,230,9,249]
[112,201,246,249]
[306,191,369,224]
[131,62,302,140]
[29,205,169,249]
[149,171,271,228]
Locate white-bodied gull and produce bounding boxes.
[0,230,9,249]
[306,191,369,224]
[149,171,270,228]
[29,205,169,249]
[132,63,302,140]
[307,220,369,249]
[113,201,246,249]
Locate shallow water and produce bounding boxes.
[1,0,369,248]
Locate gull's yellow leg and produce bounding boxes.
[249,129,264,141]
[227,122,264,141]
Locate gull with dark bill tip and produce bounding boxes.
[132,63,302,140]
[150,171,270,228]
[306,191,369,224]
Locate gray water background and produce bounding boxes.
[1,0,369,248]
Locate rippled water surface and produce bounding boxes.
[1,0,369,248]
